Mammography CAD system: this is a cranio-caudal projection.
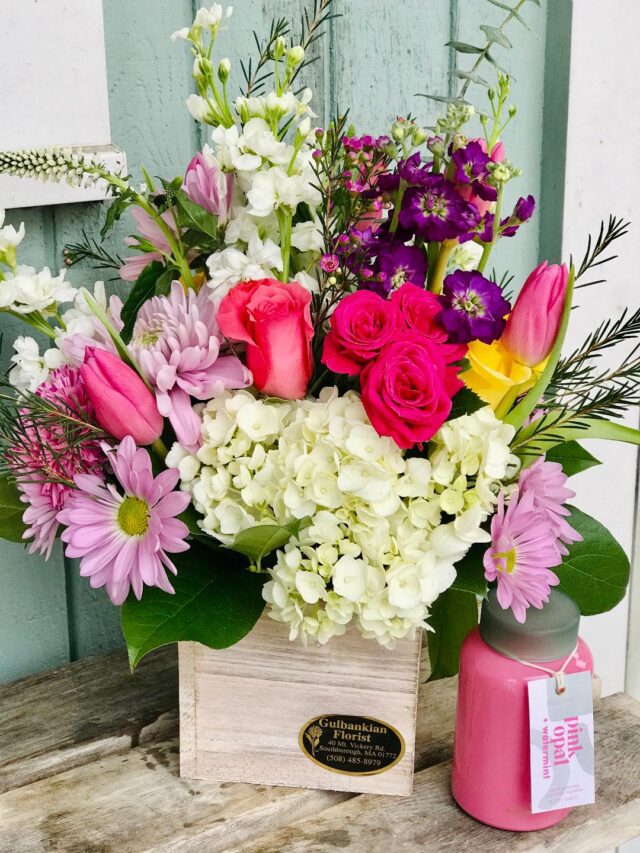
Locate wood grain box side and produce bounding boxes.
[178,615,423,796]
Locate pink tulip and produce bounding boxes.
[501,261,569,366]
[183,150,233,223]
[81,348,163,445]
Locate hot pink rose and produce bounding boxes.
[322,290,400,376]
[391,283,447,342]
[360,334,463,449]
[217,278,314,399]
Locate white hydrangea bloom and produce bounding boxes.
[0,265,76,315]
[169,391,514,648]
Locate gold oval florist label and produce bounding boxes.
[299,714,405,775]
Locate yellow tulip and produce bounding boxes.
[460,339,546,411]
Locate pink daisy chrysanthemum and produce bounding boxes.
[10,365,104,559]
[518,457,582,554]
[58,436,191,605]
[483,489,562,623]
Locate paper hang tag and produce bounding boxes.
[527,670,595,814]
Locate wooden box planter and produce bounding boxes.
[179,615,423,796]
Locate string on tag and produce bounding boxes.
[503,643,579,695]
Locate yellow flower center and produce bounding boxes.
[492,548,517,574]
[117,496,150,537]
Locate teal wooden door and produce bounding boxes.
[0,0,554,682]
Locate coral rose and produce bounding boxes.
[391,282,447,342]
[217,278,314,399]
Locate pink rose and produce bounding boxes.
[360,334,463,449]
[322,290,400,376]
[217,278,314,399]
[391,283,447,342]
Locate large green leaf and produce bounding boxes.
[121,543,266,669]
[558,506,630,615]
[427,588,479,681]
[449,386,485,421]
[173,188,219,239]
[539,441,601,477]
[451,543,489,596]
[120,261,164,343]
[227,518,309,566]
[0,476,26,543]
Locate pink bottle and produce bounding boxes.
[451,588,593,831]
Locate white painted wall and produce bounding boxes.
[0,0,123,207]
[561,0,640,696]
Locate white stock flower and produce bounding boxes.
[1,265,76,315]
[291,220,323,253]
[247,167,320,217]
[193,4,232,28]
[0,209,25,262]
[186,94,211,123]
[8,337,49,391]
[206,233,282,296]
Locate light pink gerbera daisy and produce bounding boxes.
[518,457,583,554]
[10,365,104,559]
[130,281,251,452]
[58,436,191,605]
[483,490,562,623]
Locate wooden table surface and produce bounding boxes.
[1,646,639,852]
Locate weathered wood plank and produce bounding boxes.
[246,694,640,853]
[0,657,458,852]
[0,646,178,793]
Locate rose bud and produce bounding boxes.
[81,348,163,445]
[501,261,568,366]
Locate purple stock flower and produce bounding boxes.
[451,140,490,185]
[376,244,427,293]
[501,194,536,237]
[399,176,480,242]
[438,270,511,344]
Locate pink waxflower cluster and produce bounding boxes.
[321,283,465,448]
[484,459,582,623]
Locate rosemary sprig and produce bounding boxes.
[572,215,630,289]
[63,229,123,273]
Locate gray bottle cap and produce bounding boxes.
[479,587,580,663]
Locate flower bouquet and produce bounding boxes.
[1,0,638,795]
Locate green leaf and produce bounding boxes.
[173,188,219,240]
[446,40,485,54]
[427,589,479,681]
[543,441,601,477]
[228,518,309,565]
[121,543,266,669]
[480,24,512,49]
[451,544,489,596]
[485,0,513,10]
[154,268,175,296]
[100,192,135,240]
[417,93,459,105]
[120,261,164,343]
[449,387,485,420]
[453,70,490,87]
[558,506,630,616]
[0,476,26,543]
[484,50,509,75]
